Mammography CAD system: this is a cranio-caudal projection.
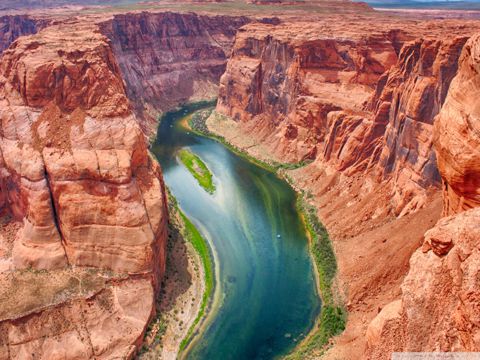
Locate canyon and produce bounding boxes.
[0,1,479,359]
[208,12,480,360]
[99,12,250,137]
[0,9,256,359]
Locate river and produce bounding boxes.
[150,105,320,360]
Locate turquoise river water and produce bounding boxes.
[151,105,320,360]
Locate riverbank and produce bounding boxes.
[188,110,311,173]
[188,108,346,358]
[138,188,214,359]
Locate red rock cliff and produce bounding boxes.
[215,19,478,216]
[434,34,480,216]
[100,12,250,137]
[216,20,400,164]
[0,15,47,54]
[368,36,469,215]
[208,17,480,359]
[0,20,168,359]
[366,32,480,359]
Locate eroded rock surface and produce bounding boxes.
[367,32,480,360]
[434,34,480,216]
[208,16,480,359]
[100,12,250,137]
[0,15,47,54]
[215,19,480,216]
[367,207,480,357]
[0,20,168,359]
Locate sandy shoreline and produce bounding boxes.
[139,203,206,360]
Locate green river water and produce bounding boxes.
[151,105,320,360]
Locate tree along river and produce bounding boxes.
[151,105,320,359]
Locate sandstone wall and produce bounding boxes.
[367,32,480,359]
[0,15,47,54]
[434,34,480,216]
[0,20,168,359]
[100,12,250,137]
[209,18,480,359]
[216,22,400,163]
[215,20,479,216]
[368,36,468,215]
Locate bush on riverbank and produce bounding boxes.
[286,196,346,359]
[189,110,312,172]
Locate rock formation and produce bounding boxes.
[100,12,250,137]
[368,35,469,216]
[0,20,168,358]
[434,34,480,216]
[1,3,479,359]
[216,20,400,163]
[208,15,480,359]
[366,207,480,357]
[366,33,480,359]
[0,15,47,54]
[214,19,479,216]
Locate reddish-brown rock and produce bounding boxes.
[434,33,480,216]
[100,12,250,137]
[215,19,480,216]
[366,33,480,360]
[216,20,400,163]
[367,207,480,358]
[209,17,480,359]
[0,15,47,54]
[0,20,168,358]
[367,36,469,216]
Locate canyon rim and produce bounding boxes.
[0,1,479,359]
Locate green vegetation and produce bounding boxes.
[285,196,346,359]
[168,191,215,352]
[297,197,337,305]
[188,110,312,173]
[165,191,214,353]
[178,211,214,352]
[188,105,345,358]
[140,190,214,357]
[178,149,216,194]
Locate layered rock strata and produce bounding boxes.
[215,19,480,216]
[0,20,168,359]
[367,33,480,359]
[0,15,47,54]
[434,34,480,216]
[208,17,480,359]
[100,12,250,137]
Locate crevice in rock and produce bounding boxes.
[41,155,70,266]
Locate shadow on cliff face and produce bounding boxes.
[139,201,205,358]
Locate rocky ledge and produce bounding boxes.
[0,20,168,359]
[208,15,480,359]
